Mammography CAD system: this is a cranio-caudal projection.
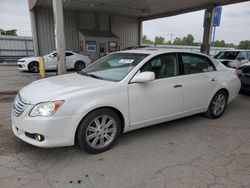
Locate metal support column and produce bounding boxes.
[30,10,39,56]
[200,7,215,55]
[52,0,66,75]
[138,18,143,45]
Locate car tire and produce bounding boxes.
[77,108,121,154]
[74,61,86,71]
[205,90,228,119]
[28,61,39,73]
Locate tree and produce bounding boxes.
[182,34,194,46]
[0,29,17,36]
[213,40,226,47]
[238,40,250,49]
[173,37,182,45]
[155,36,165,45]
[142,35,154,44]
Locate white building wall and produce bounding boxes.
[34,7,139,55]
[111,15,139,49]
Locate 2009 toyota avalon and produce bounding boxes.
[12,48,240,153]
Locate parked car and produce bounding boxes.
[236,62,250,93]
[214,50,250,68]
[17,51,91,73]
[12,49,240,153]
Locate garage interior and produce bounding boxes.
[28,0,248,73]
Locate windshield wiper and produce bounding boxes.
[78,72,104,80]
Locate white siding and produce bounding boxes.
[111,15,139,49]
[64,10,79,52]
[36,7,55,55]
[36,7,79,55]
[78,13,96,30]
[34,8,140,54]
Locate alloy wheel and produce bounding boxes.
[85,115,117,149]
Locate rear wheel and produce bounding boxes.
[205,90,228,119]
[28,61,39,73]
[74,61,85,71]
[77,108,121,154]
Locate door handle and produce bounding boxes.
[211,78,217,82]
[173,84,182,88]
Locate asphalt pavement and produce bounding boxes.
[0,66,250,188]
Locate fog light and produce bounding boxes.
[35,134,44,142]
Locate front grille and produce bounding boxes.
[12,95,28,117]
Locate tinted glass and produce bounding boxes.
[66,52,73,56]
[247,52,250,59]
[239,52,247,58]
[80,53,149,82]
[141,54,178,79]
[243,66,250,74]
[214,51,240,60]
[181,54,215,74]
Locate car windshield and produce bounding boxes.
[79,53,149,82]
[214,51,240,60]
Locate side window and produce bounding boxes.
[247,52,250,59]
[141,54,178,79]
[66,52,73,57]
[239,52,247,59]
[52,52,57,57]
[181,54,215,75]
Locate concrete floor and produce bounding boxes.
[1,66,250,188]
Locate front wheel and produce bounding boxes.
[205,90,228,119]
[77,108,121,154]
[28,61,39,73]
[74,61,85,71]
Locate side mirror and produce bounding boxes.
[131,71,155,83]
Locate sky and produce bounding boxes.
[0,0,249,45]
[143,1,250,44]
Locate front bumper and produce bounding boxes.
[17,62,28,71]
[11,105,80,148]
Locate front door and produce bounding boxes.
[98,42,106,58]
[128,53,183,127]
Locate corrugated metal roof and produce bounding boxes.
[79,30,118,38]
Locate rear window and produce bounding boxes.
[243,66,250,74]
[214,51,240,60]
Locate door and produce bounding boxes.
[65,52,74,68]
[46,52,57,69]
[98,42,107,58]
[178,53,219,112]
[128,53,183,126]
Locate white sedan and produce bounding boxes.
[12,49,240,153]
[17,51,91,72]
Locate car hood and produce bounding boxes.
[18,57,39,61]
[216,59,233,62]
[19,73,114,104]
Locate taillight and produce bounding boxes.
[235,69,242,78]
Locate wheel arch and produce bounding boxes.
[74,106,125,145]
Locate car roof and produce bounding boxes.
[217,50,250,52]
[118,47,209,57]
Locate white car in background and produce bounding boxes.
[12,49,240,153]
[17,51,91,73]
[214,50,250,68]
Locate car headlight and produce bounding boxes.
[29,101,64,117]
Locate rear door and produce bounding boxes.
[178,53,219,112]
[65,52,74,68]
